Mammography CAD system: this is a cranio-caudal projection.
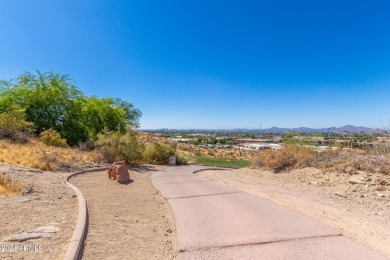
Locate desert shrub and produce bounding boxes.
[176,154,188,165]
[0,139,102,171]
[252,143,390,175]
[0,110,34,143]
[207,149,215,156]
[96,126,144,165]
[252,145,316,172]
[79,139,96,151]
[0,173,24,196]
[40,129,68,148]
[142,143,176,165]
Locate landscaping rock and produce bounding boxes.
[34,225,59,234]
[4,224,59,242]
[349,175,364,184]
[21,186,33,195]
[5,233,42,242]
[108,161,130,183]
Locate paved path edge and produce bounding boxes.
[151,166,233,257]
[63,167,108,260]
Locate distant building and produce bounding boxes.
[234,138,273,143]
[168,138,192,143]
[236,143,281,150]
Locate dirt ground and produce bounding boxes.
[0,163,177,260]
[197,167,390,258]
[3,161,389,259]
[69,166,177,260]
[0,165,76,260]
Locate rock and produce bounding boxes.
[108,161,130,183]
[5,224,59,242]
[376,193,385,197]
[334,191,347,198]
[34,225,59,234]
[21,187,33,195]
[5,233,42,242]
[349,175,364,184]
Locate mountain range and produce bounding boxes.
[147,125,377,133]
[257,125,373,133]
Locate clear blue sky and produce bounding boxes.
[1,1,390,129]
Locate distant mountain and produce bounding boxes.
[264,127,291,133]
[334,125,372,133]
[292,127,317,132]
[260,125,373,133]
[144,125,373,133]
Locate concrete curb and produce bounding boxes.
[192,167,233,174]
[63,167,108,260]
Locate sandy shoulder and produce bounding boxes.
[69,166,177,260]
[0,165,76,260]
[197,168,390,258]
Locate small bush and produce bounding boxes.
[40,129,68,148]
[0,173,24,196]
[96,126,144,165]
[207,150,215,156]
[0,110,34,143]
[79,139,96,151]
[253,145,316,172]
[176,154,188,165]
[142,143,176,165]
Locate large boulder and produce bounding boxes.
[108,161,130,183]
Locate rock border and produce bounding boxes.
[63,167,108,260]
[192,167,233,174]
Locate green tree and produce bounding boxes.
[81,97,141,139]
[0,71,86,145]
[0,71,142,145]
[209,137,217,145]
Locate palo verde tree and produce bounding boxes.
[0,71,141,146]
[81,96,141,139]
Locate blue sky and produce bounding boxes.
[1,1,390,129]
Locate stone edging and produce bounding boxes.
[192,167,233,174]
[63,167,108,260]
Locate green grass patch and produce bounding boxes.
[182,155,250,169]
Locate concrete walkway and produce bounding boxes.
[152,166,389,260]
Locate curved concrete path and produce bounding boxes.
[152,165,389,260]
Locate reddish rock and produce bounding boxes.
[108,161,130,183]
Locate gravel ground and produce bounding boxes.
[0,165,76,260]
[197,167,390,258]
[70,166,177,260]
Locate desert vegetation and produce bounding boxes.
[0,71,141,145]
[96,126,144,165]
[0,71,194,169]
[0,172,24,196]
[252,143,390,175]
[0,139,102,171]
